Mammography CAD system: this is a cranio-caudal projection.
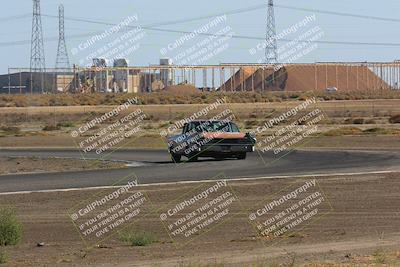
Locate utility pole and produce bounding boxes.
[265,0,278,64]
[55,4,70,70]
[30,0,46,93]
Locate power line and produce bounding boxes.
[42,4,267,28]
[45,16,400,47]
[3,4,400,48]
[43,3,400,27]
[138,4,267,27]
[275,4,400,23]
[0,14,30,22]
[3,3,400,26]
[2,22,400,48]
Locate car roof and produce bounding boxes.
[187,120,232,123]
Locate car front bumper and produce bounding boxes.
[201,144,255,153]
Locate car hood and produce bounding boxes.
[167,132,247,143]
[202,132,246,139]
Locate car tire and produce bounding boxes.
[237,153,247,160]
[188,155,199,162]
[171,153,182,163]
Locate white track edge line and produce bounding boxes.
[0,170,395,196]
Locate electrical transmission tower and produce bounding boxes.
[56,4,70,70]
[265,0,278,64]
[30,0,46,72]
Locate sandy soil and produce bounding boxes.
[0,172,399,266]
[0,135,398,151]
[0,156,126,175]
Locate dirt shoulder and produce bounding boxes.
[0,135,399,151]
[0,172,399,266]
[0,156,126,175]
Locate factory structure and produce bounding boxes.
[1,0,399,94]
[1,60,399,94]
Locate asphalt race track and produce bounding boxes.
[0,149,399,193]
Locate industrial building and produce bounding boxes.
[0,71,75,94]
[2,61,399,94]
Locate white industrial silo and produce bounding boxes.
[113,59,129,93]
[160,58,173,87]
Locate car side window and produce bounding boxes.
[187,122,195,132]
[182,123,189,134]
[230,122,240,132]
[183,122,195,134]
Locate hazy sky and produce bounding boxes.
[0,0,399,73]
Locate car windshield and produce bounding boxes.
[192,121,240,133]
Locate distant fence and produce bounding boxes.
[3,62,400,94]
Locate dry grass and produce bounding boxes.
[322,127,400,136]
[0,156,126,175]
[0,99,398,149]
[0,91,399,108]
[118,230,158,247]
[389,114,400,123]
[0,250,8,264]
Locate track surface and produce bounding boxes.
[0,149,399,193]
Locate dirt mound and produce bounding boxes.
[163,84,199,94]
[221,67,255,91]
[219,64,390,92]
[284,64,390,92]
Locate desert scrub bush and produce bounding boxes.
[244,120,259,129]
[323,127,363,136]
[344,118,364,124]
[142,124,155,130]
[42,124,61,131]
[389,114,400,124]
[0,251,8,264]
[56,121,75,128]
[363,128,400,135]
[0,208,23,246]
[119,230,157,246]
[0,126,21,135]
[178,262,228,267]
[373,249,386,264]
[352,118,365,124]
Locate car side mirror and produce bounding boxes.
[246,132,256,138]
[246,132,257,144]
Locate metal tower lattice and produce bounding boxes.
[30,0,46,72]
[56,4,70,70]
[265,0,278,64]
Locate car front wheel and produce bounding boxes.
[237,153,247,160]
[171,153,182,163]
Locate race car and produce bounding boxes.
[167,120,256,163]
